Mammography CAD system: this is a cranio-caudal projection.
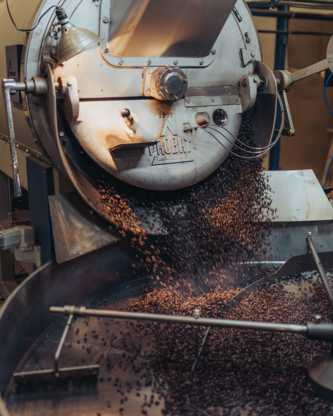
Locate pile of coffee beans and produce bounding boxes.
[118,272,332,416]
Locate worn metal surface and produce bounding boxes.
[49,192,120,263]
[100,0,237,64]
[263,170,333,223]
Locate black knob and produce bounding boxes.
[55,7,68,22]
[121,108,131,118]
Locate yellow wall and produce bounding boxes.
[254,12,333,180]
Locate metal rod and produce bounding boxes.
[2,80,22,198]
[192,326,211,372]
[54,314,73,372]
[307,233,333,308]
[50,306,307,335]
[258,30,333,36]
[251,9,333,20]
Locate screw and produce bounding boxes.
[253,78,258,83]
[25,149,29,153]
[59,131,65,138]
[246,38,251,44]
[211,49,216,55]
[103,16,109,24]
[194,309,200,319]
[241,78,248,87]
[308,232,312,238]
[251,52,255,57]
[67,81,72,87]
[212,98,215,103]
[16,144,19,148]
[146,59,151,66]
[103,48,109,54]
[315,314,322,323]
[186,99,190,104]
[199,59,204,66]
[118,59,123,65]
[173,60,178,65]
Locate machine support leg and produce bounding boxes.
[269,5,289,171]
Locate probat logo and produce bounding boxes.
[149,120,194,165]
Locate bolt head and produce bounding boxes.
[173,60,178,65]
[199,59,204,66]
[103,48,109,54]
[241,78,248,87]
[103,16,109,23]
[251,52,255,57]
[308,232,312,237]
[211,49,216,55]
[146,59,151,66]
[315,314,322,323]
[67,81,72,87]
[253,78,258,83]
[186,99,190,104]
[118,59,123,65]
[59,131,65,138]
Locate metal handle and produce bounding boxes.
[2,79,23,198]
[279,90,295,137]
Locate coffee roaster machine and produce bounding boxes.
[1,0,333,414]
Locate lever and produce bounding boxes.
[279,90,295,137]
[2,77,49,198]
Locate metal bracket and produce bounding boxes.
[57,76,79,122]
[239,74,260,112]
[240,48,254,67]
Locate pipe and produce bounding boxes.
[258,30,333,36]
[50,305,307,334]
[252,9,333,20]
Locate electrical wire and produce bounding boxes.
[6,0,57,32]
[322,72,333,189]
[199,93,285,159]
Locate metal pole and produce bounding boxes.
[54,314,73,372]
[50,306,307,335]
[251,10,333,21]
[307,232,333,308]
[269,6,289,170]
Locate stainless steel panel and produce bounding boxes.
[263,170,333,223]
[49,192,120,263]
[108,0,237,58]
